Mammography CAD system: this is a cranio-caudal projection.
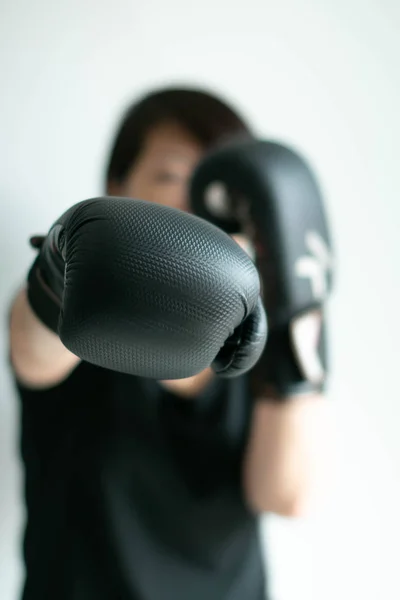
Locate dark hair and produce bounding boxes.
[105,86,253,185]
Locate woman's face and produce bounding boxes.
[108,120,252,254]
[109,121,203,213]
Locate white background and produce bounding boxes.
[1,1,400,599]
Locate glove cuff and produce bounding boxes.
[27,255,61,333]
[251,314,328,401]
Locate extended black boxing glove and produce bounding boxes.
[27,197,267,380]
[190,139,334,398]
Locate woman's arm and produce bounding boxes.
[243,393,332,517]
[9,287,80,389]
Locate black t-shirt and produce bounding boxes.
[16,361,268,600]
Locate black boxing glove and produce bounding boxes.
[28,230,66,333]
[27,197,267,380]
[190,139,334,398]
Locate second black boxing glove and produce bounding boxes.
[190,139,334,398]
[27,197,267,380]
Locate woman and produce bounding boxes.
[9,86,329,600]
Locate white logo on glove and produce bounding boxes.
[295,231,333,300]
[291,309,325,384]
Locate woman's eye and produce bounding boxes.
[153,171,184,183]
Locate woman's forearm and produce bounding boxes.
[9,287,80,388]
[243,393,332,517]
